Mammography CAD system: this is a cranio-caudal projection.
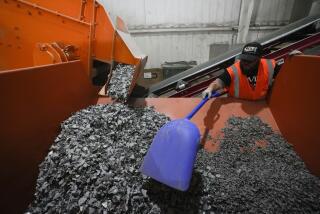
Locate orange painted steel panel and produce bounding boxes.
[0,0,146,77]
[21,0,116,68]
[0,61,99,213]
[98,97,280,153]
[0,85,312,213]
[0,0,90,71]
[27,0,94,20]
[113,32,137,65]
[269,55,320,176]
[93,3,116,62]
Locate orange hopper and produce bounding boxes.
[1,1,320,213]
[0,0,146,212]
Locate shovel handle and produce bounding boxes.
[185,91,222,120]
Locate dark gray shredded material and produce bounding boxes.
[195,116,320,213]
[28,106,320,213]
[107,64,135,101]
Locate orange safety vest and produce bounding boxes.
[226,59,275,100]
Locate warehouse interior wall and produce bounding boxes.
[99,0,313,69]
[290,0,313,22]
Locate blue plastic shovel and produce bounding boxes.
[140,91,222,191]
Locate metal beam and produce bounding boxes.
[129,25,280,34]
[237,0,255,43]
[148,15,320,96]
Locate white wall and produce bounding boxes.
[101,0,241,27]
[252,0,295,25]
[99,0,296,68]
[133,31,234,68]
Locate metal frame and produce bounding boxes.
[149,15,320,97]
[173,32,320,97]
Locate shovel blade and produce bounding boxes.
[140,119,200,191]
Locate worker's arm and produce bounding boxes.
[202,78,225,98]
[202,70,229,98]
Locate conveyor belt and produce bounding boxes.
[149,15,320,97]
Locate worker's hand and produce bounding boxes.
[202,88,212,99]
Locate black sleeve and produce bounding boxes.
[273,64,281,79]
[218,69,231,87]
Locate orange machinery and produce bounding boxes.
[0,1,320,213]
[0,0,147,87]
[0,0,147,212]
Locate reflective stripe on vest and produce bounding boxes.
[230,59,274,99]
[266,59,274,86]
[231,65,239,98]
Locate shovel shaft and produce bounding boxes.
[185,91,221,120]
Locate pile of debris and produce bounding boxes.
[195,116,320,213]
[107,64,135,101]
[27,103,169,213]
[27,105,320,213]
